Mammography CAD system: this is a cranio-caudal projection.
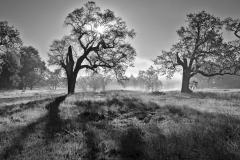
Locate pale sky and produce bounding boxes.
[0,0,239,78]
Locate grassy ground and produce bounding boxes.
[0,90,240,160]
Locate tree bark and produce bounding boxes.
[181,69,192,93]
[67,72,76,94]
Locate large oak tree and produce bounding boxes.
[48,1,136,94]
[154,11,240,93]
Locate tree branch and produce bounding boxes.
[176,52,184,66]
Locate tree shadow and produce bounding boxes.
[119,126,145,160]
[0,95,66,159]
[0,94,65,117]
[0,98,52,117]
[45,95,66,142]
[0,115,47,159]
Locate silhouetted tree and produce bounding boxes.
[48,1,136,94]
[154,11,240,93]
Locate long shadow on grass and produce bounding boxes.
[44,95,66,142]
[0,114,47,159]
[0,95,66,159]
[0,94,65,117]
[0,98,53,117]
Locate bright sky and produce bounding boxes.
[0,0,239,78]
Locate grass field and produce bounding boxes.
[0,89,240,160]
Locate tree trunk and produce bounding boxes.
[67,72,76,94]
[181,69,192,93]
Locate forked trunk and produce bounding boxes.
[181,69,192,93]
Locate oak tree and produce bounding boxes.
[154,11,240,93]
[48,1,136,94]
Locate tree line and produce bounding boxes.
[1,1,240,94]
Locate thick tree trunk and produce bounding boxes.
[67,73,77,94]
[181,69,192,93]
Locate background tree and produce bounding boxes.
[0,21,22,53]
[19,46,46,90]
[87,72,101,92]
[46,68,62,90]
[127,75,138,89]
[154,11,240,93]
[48,1,136,94]
[0,50,21,89]
[76,76,88,91]
[139,66,163,92]
[0,21,23,89]
[99,73,112,91]
[224,17,240,39]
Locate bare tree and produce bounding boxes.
[47,1,136,94]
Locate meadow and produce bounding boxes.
[0,89,240,160]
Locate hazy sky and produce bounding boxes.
[0,0,240,77]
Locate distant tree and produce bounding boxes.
[154,11,240,93]
[0,21,23,88]
[139,66,163,92]
[127,74,138,88]
[76,76,88,91]
[189,80,198,90]
[47,1,136,94]
[47,69,62,90]
[18,46,46,90]
[87,73,101,92]
[99,73,112,91]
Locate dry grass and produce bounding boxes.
[0,90,240,159]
